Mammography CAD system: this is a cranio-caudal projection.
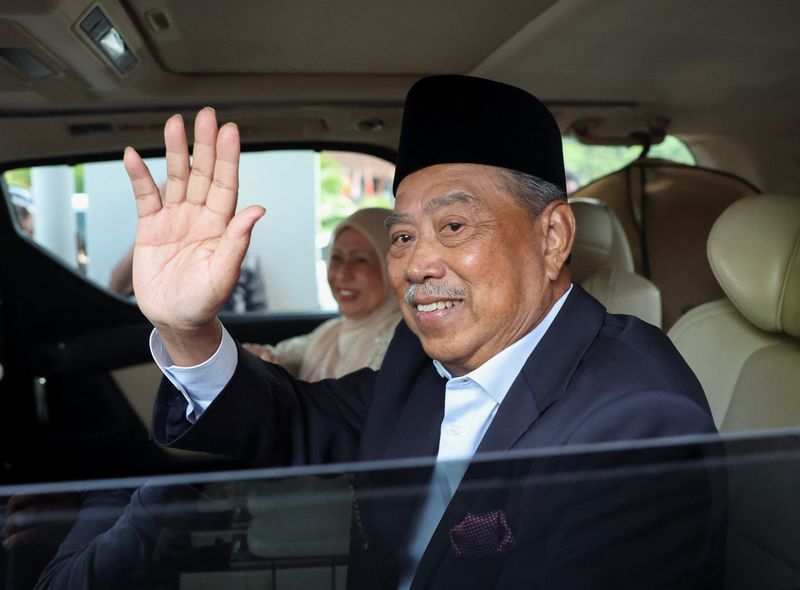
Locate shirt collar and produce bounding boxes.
[433,284,573,404]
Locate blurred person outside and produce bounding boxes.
[107,180,267,311]
[9,185,35,236]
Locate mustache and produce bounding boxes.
[404,283,466,306]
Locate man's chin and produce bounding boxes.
[417,340,467,372]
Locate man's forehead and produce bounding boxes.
[386,189,488,229]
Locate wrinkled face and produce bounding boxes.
[327,227,386,319]
[388,164,568,376]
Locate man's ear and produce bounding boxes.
[542,200,575,281]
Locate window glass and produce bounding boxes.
[0,430,795,589]
[562,135,695,194]
[2,150,395,314]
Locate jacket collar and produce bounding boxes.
[476,283,605,454]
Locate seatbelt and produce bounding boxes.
[624,163,651,279]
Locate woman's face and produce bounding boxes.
[327,227,386,319]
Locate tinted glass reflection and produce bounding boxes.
[2,431,798,589]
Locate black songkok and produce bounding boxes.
[393,75,566,195]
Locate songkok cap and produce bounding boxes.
[393,75,566,195]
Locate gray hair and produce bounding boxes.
[494,168,566,218]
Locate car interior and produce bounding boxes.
[0,0,798,588]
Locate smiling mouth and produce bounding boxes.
[415,300,463,312]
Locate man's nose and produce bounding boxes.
[405,238,446,284]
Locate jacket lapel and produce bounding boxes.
[359,320,445,462]
[477,284,606,454]
[382,363,446,460]
[352,322,447,588]
[411,285,607,588]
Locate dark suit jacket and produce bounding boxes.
[153,284,725,589]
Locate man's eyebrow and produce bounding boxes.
[384,213,409,229]
[423,190,478,215]
[384,191,479,229]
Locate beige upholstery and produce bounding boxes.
[572,158,759,329]
[668,194,800,590]
[245,476,352,558]
[571,198,662,327]
[668,194,800,431]
[707,195,800,339]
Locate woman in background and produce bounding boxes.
[244,207,401,379]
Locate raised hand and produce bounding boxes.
[123,108,264,364]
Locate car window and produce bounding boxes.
[0,430,795,589]
[562,135,694,194]
[2,149,394,314]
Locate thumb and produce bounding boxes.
[211,205,265,280]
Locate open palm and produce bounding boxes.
[123,108,264,347]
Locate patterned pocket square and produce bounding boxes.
[449,510,515,557]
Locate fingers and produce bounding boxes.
[205,122,241,218]
[186,107,218,206]
[163,114,190,204]
[2,501,77,549]
[127,108,237,219]
[3,527,44,550]
[211,205,265,283]
[242,343,278,363]
[5,493,77,514]
[3,524,72,550]
[123,147,162,218]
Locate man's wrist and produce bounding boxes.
[156,319,222,367]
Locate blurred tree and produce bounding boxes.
[3,168,31,189]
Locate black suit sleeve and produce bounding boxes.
[152,345,378,467]
[34,485,233,590]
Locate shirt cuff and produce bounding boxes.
[149,322,238,423]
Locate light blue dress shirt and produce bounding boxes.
[398,285,571,588]
[150,285,573,587]
[150,320,238,422]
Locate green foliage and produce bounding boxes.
[318,153,352,233]
[3,168,31,189]
[74,164,84,193]
[318,152,392,234]
[3,165,86,191]
[563,135,695,189]
[319,153,342,198]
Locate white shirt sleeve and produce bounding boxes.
[149,323,239,423]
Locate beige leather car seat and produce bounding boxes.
[668,194,800,431]
[571,158,759,329]
[570,197,662,327]
[668,194,800,590]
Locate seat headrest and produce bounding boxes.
[569,198,635,282]
[708,194,800,338]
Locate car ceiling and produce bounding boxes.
[0,0,798,190]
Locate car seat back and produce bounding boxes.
[570,197,661,327]
[571,158,759,329]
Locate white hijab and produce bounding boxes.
[298,208,402,380]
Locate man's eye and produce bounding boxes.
[392,233,412,245]
[444,222,463,232]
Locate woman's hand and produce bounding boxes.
[242,343,282,364]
